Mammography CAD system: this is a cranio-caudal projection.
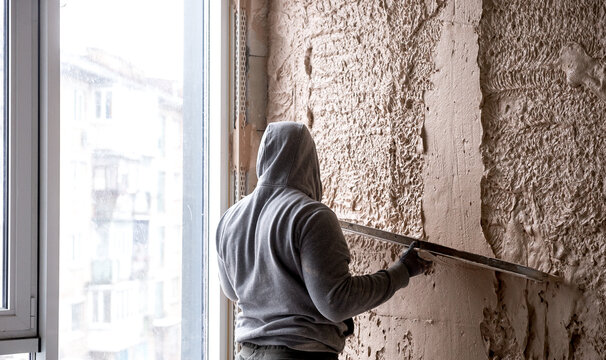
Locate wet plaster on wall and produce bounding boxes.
[266,0,606,359]
[267,0,442,236]
[478,0,606,358]
[345,234,497,359]
[422,0,491,255]
[418,0,504,359]
[267,0,499,358]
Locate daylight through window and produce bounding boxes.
[59,0,206,359]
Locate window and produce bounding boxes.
[59,0,208,359]
[93,90,113,120]
[94,91,113,119]
[94,91,101,118]
[105,91,112,119]
[0,0,40,354]
[2,0,230,358]
[73,90,84,122]
[102,290,111,323]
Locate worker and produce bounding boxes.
[216,121,432,360]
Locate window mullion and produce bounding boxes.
[0,0,39,344]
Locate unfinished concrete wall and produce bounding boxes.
[266,0,606,358]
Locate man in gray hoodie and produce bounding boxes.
[216,121,431,360]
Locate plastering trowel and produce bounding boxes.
[339,221,558,283]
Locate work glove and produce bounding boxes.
[399,241,432,277]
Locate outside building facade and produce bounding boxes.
[59,49,184,360]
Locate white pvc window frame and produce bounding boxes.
[2,0,60,357]
[208,0,231,359]
[0,0,40,351]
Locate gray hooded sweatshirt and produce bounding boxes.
[216,122,410,353]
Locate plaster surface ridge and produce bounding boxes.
[560,42,606,102]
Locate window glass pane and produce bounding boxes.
[59,1,205,359]
[0,0,6,311]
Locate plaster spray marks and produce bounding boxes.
[478,0,606,358]
[267,0,447,238]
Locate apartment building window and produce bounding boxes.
[0,0,40,355]
[94,91,101,118]
[89,289,112,324]
[105,91,112,119]
[94,90,112,120]
[59,0,209,359]
[102,291,111,323]
[73,90,84,122]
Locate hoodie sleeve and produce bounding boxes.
[216,219,238,302]
[299,208,409,323]
[217,256,238,301]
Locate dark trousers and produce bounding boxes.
[236,343,339,360]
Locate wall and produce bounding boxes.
[478,1,606,358]
[266,0,606,358]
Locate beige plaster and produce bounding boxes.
[264,0,606,358]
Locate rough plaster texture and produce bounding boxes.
[479,0,606,358]
[266,0,606,358]
[267,0,444,236]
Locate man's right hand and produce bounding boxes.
[399,241,432,277]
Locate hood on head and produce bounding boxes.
[256,122,323,201]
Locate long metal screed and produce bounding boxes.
[339,220,558,283]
